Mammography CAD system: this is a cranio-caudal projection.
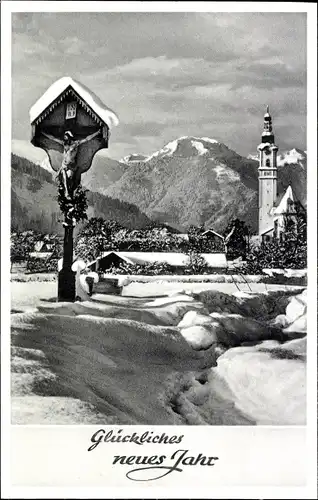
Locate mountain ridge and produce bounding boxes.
[11,136,307,234]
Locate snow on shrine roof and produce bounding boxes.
[29,76,119,129]
[273,185,294,215]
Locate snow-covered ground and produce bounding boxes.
[11,280,306,425]
[123,281,304,297]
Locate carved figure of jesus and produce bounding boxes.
[41,130,100,199]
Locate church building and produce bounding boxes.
[258,106,296,241]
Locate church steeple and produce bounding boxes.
[257,106,279,236]
[261,105,275,144]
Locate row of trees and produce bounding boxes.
[10,201,307,274]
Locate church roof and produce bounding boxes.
[29,76,119,129]
[273,185,294,215]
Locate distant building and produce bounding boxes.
[258,106,297,241]
[202,229,225,249]
[29,240,53,259]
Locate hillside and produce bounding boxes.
[99,137,307,233]
[11,154,151,235]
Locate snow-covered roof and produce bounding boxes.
[257,142,271,150]
[34,241,45,252]
[273,185,294,215]
[29,76,119,129]
[88,251,227,269]
[34,241,53,252]
[29,252,53,259]
[201,253,228,267]
[88,252,135,268]
[257,142,278,152]
[202,229,224,240]
[123,252,189,266]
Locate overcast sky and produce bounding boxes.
[12,12,307,160]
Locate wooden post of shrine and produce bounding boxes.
[58,224,75,301]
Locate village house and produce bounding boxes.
[86,251,228,274]
[201,229,225,250]
[29,240,54,259]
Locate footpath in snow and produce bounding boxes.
[11,281,306,425]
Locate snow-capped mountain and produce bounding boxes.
[277,148,306,168]
[121,137,222,164]
[248,148,307,169]
[247,153,259,162]
[100,136,258,231]
[101,136,306,233]
[145,136,221,161]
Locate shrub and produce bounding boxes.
[183,251,209,275]
[224,218,250,260]
[11,231,36,263]
[26,257,58,274]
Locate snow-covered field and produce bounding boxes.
[11,280,306,425]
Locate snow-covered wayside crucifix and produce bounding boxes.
[29,77,119,302]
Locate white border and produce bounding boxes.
[1,2,317,499]
[4,0,318,13]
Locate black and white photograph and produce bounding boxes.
[2,1,317,497]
